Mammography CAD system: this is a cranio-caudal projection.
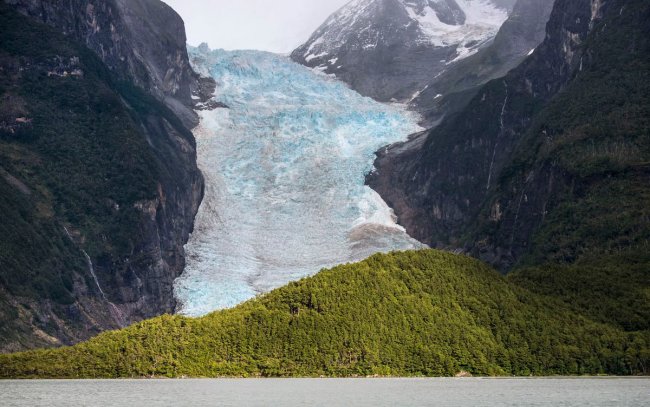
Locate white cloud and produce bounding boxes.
[162,0,350,53]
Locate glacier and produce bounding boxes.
[174,48,424,316]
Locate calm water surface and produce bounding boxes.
[1,378,648,406]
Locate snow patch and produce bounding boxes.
[305,51,328,62]
[305,36,324,55]
[402,0,508,49]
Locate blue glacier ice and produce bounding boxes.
[174,48,425,316]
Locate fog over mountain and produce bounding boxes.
[162,0,350,53]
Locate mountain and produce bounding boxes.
[367,0,650,329]
[1,0,648,378]
[291,0,517,103]
[0,2,205,352]
[1,250,647,378]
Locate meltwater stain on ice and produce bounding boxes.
[174,48,424,316]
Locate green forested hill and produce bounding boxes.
[1,250,647,378]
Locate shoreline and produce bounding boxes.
[2,375,649,381]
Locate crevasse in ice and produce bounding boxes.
[174,48,424,316]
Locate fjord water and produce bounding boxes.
[174,48,424,316]
[2,378,649,406]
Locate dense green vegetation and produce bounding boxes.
[508,0,650,260]
[0,250,647,378]
[0,2,154,303]
[510,252,650,332]
[509,177,650,333]
[491,0,650,334]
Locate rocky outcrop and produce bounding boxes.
[0,2,205,351]
[4,0,205,127]
[368,0,650,270]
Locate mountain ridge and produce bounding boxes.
[291,0,515,103]
[368,0,649,265]
[410,0,554,126]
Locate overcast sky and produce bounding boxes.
[162,0,350,53]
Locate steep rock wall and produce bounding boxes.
[0,1,205,351]
[368,0,650,270]
[4,0,202,127]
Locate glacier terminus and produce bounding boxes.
[174,47,424,316]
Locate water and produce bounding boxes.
[1,378,648,406]
[174,48,424,316]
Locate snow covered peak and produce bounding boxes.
[298,0,508,56]
[291,0,513,102]
[313,0,406,50]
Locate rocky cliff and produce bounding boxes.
[0,2,205,351]
[369,0,650,269]
[4,0,206,127]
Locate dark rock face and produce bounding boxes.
[93,104,204,326]
[368,0,650,270]
[4,0,201,127]
[291,0,514,103]
[0,1,205,351]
